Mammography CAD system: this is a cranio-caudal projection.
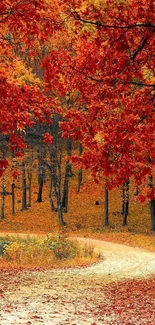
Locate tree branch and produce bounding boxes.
[73,11,155,29]
[131,36,151,61]
[71,65,103,82]
[119,80,155,88]
[137,95,155,126]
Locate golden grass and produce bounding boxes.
[0,234,100,269]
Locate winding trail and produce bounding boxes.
[71,237,155,279]
[0,237,155,325]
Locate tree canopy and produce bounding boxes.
[0,0,155,198]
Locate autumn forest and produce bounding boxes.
[0,1,155,324]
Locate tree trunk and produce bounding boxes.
[27,172,32,207]
[61,162,69,213]
[148,176,155,231]
[36,148,46,203]
[61,138,73,212]
[49,175,57,212]
[150,198,155,231]
[48,133,58,212]
[21,160,27,210]
[122,180,130,226]
[37,177,43,203]
[12,181,15,215]
[49,113,66,225]
[0,181,6,220]
[57,143,66,226]
[104,184,109,226]
[0,147,7,219]
[77,143,83,192]
[27,149,33,207]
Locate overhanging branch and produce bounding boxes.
[73,11,155,29]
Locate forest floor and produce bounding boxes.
[0,237,155,325]
[0,175,155,252]
[0,174,155,324]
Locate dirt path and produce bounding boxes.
[0,237,155,325]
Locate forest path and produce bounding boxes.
[0,236,155,324]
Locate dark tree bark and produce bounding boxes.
[61,161,70,213]
[0,141,8,219]
[0,181,6,220]
[49,175,57,212]
[62,138,73,212]
[37,177,43,203]
[47,114,66,225]
[36,148,46,203]
[56,139,66,226]
[121,180,130,226]
[21,160,27,211]
[48,123,59,212]
[27,170,32,207]
[11,181,15,215]
[148,176,155,232]
[150,197,155,231]
[104,184,109,226]
[77,143,83,192]
[27,149,33,207]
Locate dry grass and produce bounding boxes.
[0,234,100,269]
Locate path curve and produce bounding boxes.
[0,235,155,325]
[0,233,155,279]
[68,237,155,280]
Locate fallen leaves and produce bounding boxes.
[0,265,154,324]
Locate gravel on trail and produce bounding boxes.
[0,237,155,325]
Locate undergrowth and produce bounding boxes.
[0,234,99,268]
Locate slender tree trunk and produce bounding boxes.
[27,171,32,207]
[104,184,109,226]
[61,162,70,212]
[148,176,155,231]
[27,149,33,207]
[37,148,46,203]
[49,175,57,212]
[150,198,155,231]
[21,160,27,210]
[57,142,66,226]
[67,138,73,176]
[12,181,15,215]
[121,184,125,216]
[0,147,7,219]
[48,134,58,212]
[37,177,43,202]
[77,143,83,192]
[62,138,73,212]
[122,180,130,226]
[0,179,6,220]
[48,113,66,225]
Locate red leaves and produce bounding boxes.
[11,169,20,180]
[32,315,41,319]
[43,133,53,144]
[138,194,146,203]
[96,277,155,324]
[0,159,9,176]
[0,158,9,169]
[0,0,155,197]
